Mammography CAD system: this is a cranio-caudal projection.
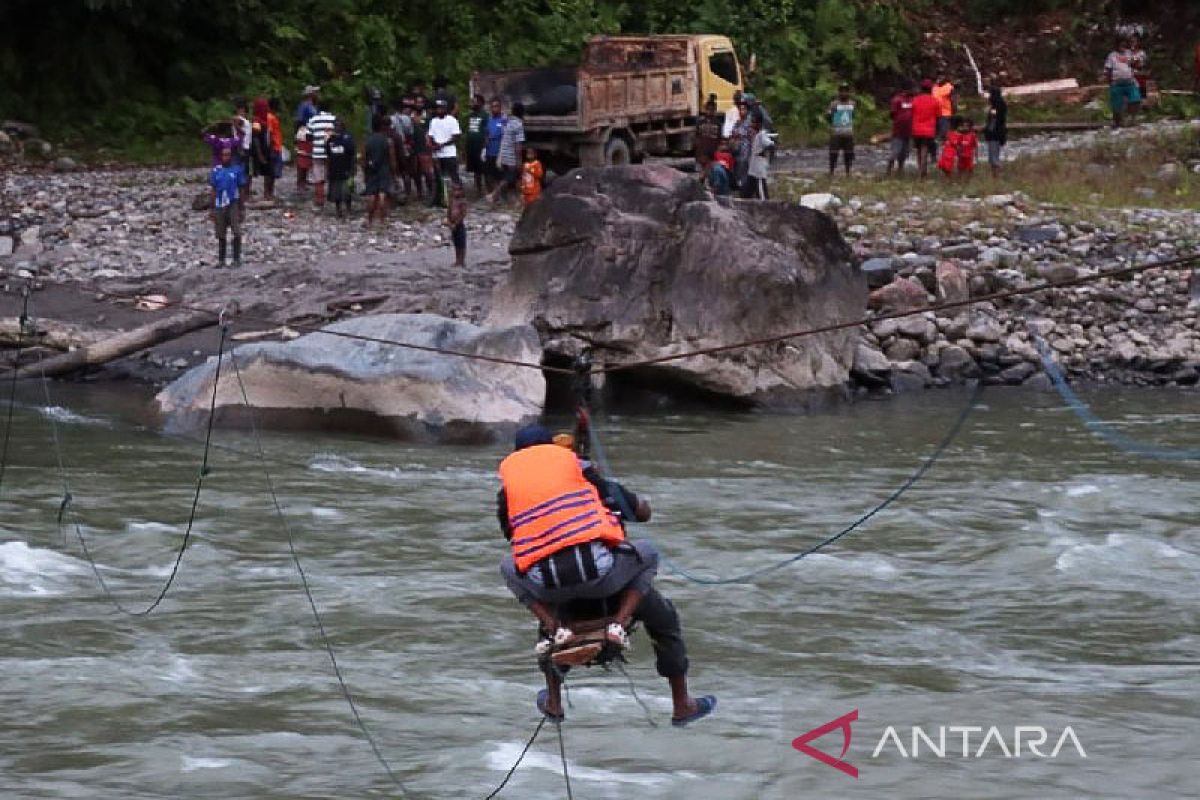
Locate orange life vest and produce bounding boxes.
[499,444,626,573]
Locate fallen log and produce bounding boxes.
[0,317,107,350]
[10,309,217,379]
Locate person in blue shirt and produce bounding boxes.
[483,97,507,193]
[209,147,247,268]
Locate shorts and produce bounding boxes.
[213,204,241,239]
[364,168,392,196]
[1109,82,1142,114]
[936,117,951,139]
[484,157,503,179]
[271,151,283,179]
[451,221,466,250]
[889,136,911,162]
[913,136,937,154]
[502,164,521,188]
[987,140,1003,168]
[311,159,328,183]
[829,134,855,155]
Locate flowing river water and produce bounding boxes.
[1,384,1197,799]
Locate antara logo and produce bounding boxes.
[793,710,1087,778]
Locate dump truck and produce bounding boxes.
[471,34,746,172]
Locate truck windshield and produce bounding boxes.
[708,51,739,85]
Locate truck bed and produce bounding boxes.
[472,38,698,137]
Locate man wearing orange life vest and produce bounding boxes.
[497,424,716,727]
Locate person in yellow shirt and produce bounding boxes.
[932,75,957,143]
[520,147,545,205]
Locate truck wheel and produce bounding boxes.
[604,136,632,166]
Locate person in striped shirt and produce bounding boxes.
[305,103,337,208]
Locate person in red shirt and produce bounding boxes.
[938,121,961,177]
[910,79,941,179]
[887,84,914,176]
[956,117,979,177]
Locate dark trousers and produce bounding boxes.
[539,586,689,679]
[434,157,460,206]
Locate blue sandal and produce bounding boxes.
[537,689,565,722]
[671,695,717,728]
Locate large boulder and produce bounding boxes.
[487,165,865,408]
[156,314,544,442]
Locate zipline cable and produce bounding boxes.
[483,717,547,800]
[0,285,30,499]
[34,302,229,616]
[586,382,983,585]
[228,348,414,798]
[1032,333,1200,462]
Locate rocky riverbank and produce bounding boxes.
[3,122,1199,403]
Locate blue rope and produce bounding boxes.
[1032,334,1200,462]
[585,382,982,586]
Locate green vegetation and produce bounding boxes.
[2,0,1196,163]
[1,0,916,156]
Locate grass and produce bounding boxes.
[775,124,1200,212]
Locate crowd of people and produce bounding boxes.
[199,81,548,268]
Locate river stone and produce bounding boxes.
[799,192,840,212]
[897,315,937,345]
[868,276,928,313]
[1016,224,1064,244]
[851,341,891,388]
[52,156,78,172]
[937,344,977,379]
[890,360,931,392]
[156,313,545,443]
[0,236,12,258]
[0,131,10,154]
[489,165,864,408]
[1000,361,1036,384]
[861,257,896,289]
[966,315,1004,343]
[935,260,969,304]
[939,243,979,260]
[1039,263,1079,283]
[885,337,921,361]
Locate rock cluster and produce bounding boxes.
[846,196,1199,393]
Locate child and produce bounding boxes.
[209,146,246,268]
[446,185,468,267]
[937,116,962,177]
[294,124,313,192]
[714,140,735,175]
[520,147,544,206]
[955,117,979,178]
[411,108,435,203]
[325,119,356,218]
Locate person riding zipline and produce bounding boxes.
[496,423,717,726]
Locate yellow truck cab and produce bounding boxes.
[472,34,746,170]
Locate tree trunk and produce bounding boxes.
[10,310,217,379]
[0,317,107,350]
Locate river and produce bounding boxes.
[1,384,1197,799]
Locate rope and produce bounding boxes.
[228,349,413,797]
[1032,334,1200,462]
[35,315,229,616]
[615,660,658,727]
[556,722,574,800]
[18,251,1199,380]
[0,285,30,499]
[483,717,546,800]
[587,382,983,585]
